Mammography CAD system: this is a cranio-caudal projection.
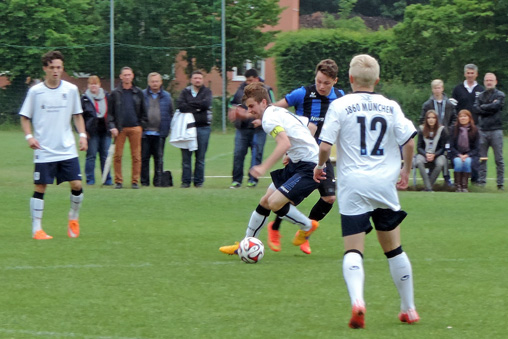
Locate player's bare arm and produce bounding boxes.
[314,141,332,183]
[21,116,41,150]
[273,98,289,108]
[73,114,88,151]
[397,138,414,190]
[250,131,291,179]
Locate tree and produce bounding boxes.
[0,0,98,80]
[387,0,508,85]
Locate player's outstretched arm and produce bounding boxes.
[21,116,41,150]
[73,114,88,151]
[397,138,414,190]
[250,131,291,179]
[314,142,332,183]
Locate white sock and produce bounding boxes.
[30,197,44,235]
[245,210,269,238]
[388,252,415,311]
[281,204,312,230]
[69,193,83,220]
[343,251,365,307]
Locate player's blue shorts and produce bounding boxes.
[341,208,407,237]
[34,157,82,185]
[270,160,319,206]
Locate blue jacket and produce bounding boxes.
[142,88,174,138]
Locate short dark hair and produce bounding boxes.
[315,59,338,79]
[244,69,259,78]
[42,51,64,66]
[120,66,133,75]
[191,70,203,77]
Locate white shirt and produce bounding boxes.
[262,105,318,164]
[19,80,83,163]
[320,92,416,215]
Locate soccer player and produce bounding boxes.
[219,82,320,255]
[20,51,87,239]
[314,54,419,328]
[267,59,345,255]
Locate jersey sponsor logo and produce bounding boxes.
[270,125,285,138]
[310,116,325,122]
[62,93,67,100]
[309,91,317,98]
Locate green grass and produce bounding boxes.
[0,129,507,338]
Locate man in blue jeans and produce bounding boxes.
[229,69,275,188]
[176,71,213,188]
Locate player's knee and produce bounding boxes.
[322,195,336,204]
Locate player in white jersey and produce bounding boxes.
[314,55,419,328]
[219,82,320,255]
[19,51,87,240]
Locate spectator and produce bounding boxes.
[176,70,213,188]
[474,72,505,190]
[19,50,87,239]
[420,79,456,133]
[452,64,484,183]
[450,109,480,192]
[108,67,147,189]
[415,110,448,191]
[267,59,345,255]
[314,54,418,328]
[420,79,456,186]
[81,75,112,185]
[141,72,173,187]
[229,69,274,189]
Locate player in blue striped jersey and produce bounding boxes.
[267,59,345,255]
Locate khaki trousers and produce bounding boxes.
[114,126,142,184]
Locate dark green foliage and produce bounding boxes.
[271,28,393,95]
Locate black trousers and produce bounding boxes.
[141,135,166,186]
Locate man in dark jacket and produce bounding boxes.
[108,66,148,189]
[228,69,275,188]
[141,72,173,187]
[474,72,505,189]
[176,70,213,188]
[452,64,484,183]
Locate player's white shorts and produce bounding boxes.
[337,170,400,216]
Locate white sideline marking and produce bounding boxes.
[1,263,152,270]
[0,328,146,339]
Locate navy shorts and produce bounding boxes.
[318,158,336,197]
[270,160,319,206]
[34,157,82,185]
[341,208,408,237]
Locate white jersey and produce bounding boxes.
[320,92,416,215]
[19,80,83,163]
[262,105,318,164]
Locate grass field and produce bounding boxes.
[1,128,507,338]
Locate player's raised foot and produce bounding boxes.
[348,303,366,329]
[299,240,311,254]
[68,220,80,238]
[399,309,420,324]
[292,220,319,246]
[33,230,53,240]
[219,242,239,255]
[267,221,281,252]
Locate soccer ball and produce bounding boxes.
[237,237,264,264]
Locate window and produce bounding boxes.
[232,59,265,81]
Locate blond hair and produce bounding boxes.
[431,79,443,89]
[349,54,379,87]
